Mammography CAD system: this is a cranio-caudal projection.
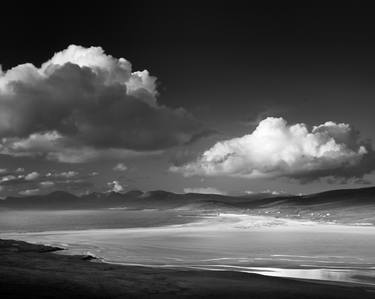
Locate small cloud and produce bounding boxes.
[25,171,40,181]
[90,171,99,176]
[0,168,7,174]
[113,163,128,172]
[353,178,372,185]
[52,171,79,178]
[107,180,125,193]
[245,189,288,196]
[19,188,40,196]
[0,175,17,183]
[261,189,286,196]
[183,187,227,195]
[244,190,255,194]
[39,181,55,188]
[60,179,92,191]
[0,174,25,186]
[15,167,25,173]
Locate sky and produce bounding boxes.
[0,3,375,197]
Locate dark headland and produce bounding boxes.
[0,239,374,299]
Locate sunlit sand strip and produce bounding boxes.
[2,214,375,240]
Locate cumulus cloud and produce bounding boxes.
[0,45,207,162]
[113,163,127,171]
[107,180,125,193]
[183,187,227,195]
[171,117,374,182]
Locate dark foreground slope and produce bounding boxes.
[0,239,374,299]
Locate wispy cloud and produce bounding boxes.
[19,188,40,196]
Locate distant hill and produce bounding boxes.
[229,186,375,224]
[0,187,374,224]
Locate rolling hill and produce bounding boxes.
[0,187,374,225]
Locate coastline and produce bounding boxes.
[1,238,375,299]
[2,214,375,288]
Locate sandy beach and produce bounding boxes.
[2,213,375,288]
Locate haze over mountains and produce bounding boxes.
[1,187,374,225]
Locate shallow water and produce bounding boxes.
[2,211,375,286]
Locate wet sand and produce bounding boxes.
[1,239,375,299]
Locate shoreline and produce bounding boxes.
[4,234,375,288]
[1,238,375,298]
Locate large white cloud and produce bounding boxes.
[171,117,373,181]
[0,45,206,162]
